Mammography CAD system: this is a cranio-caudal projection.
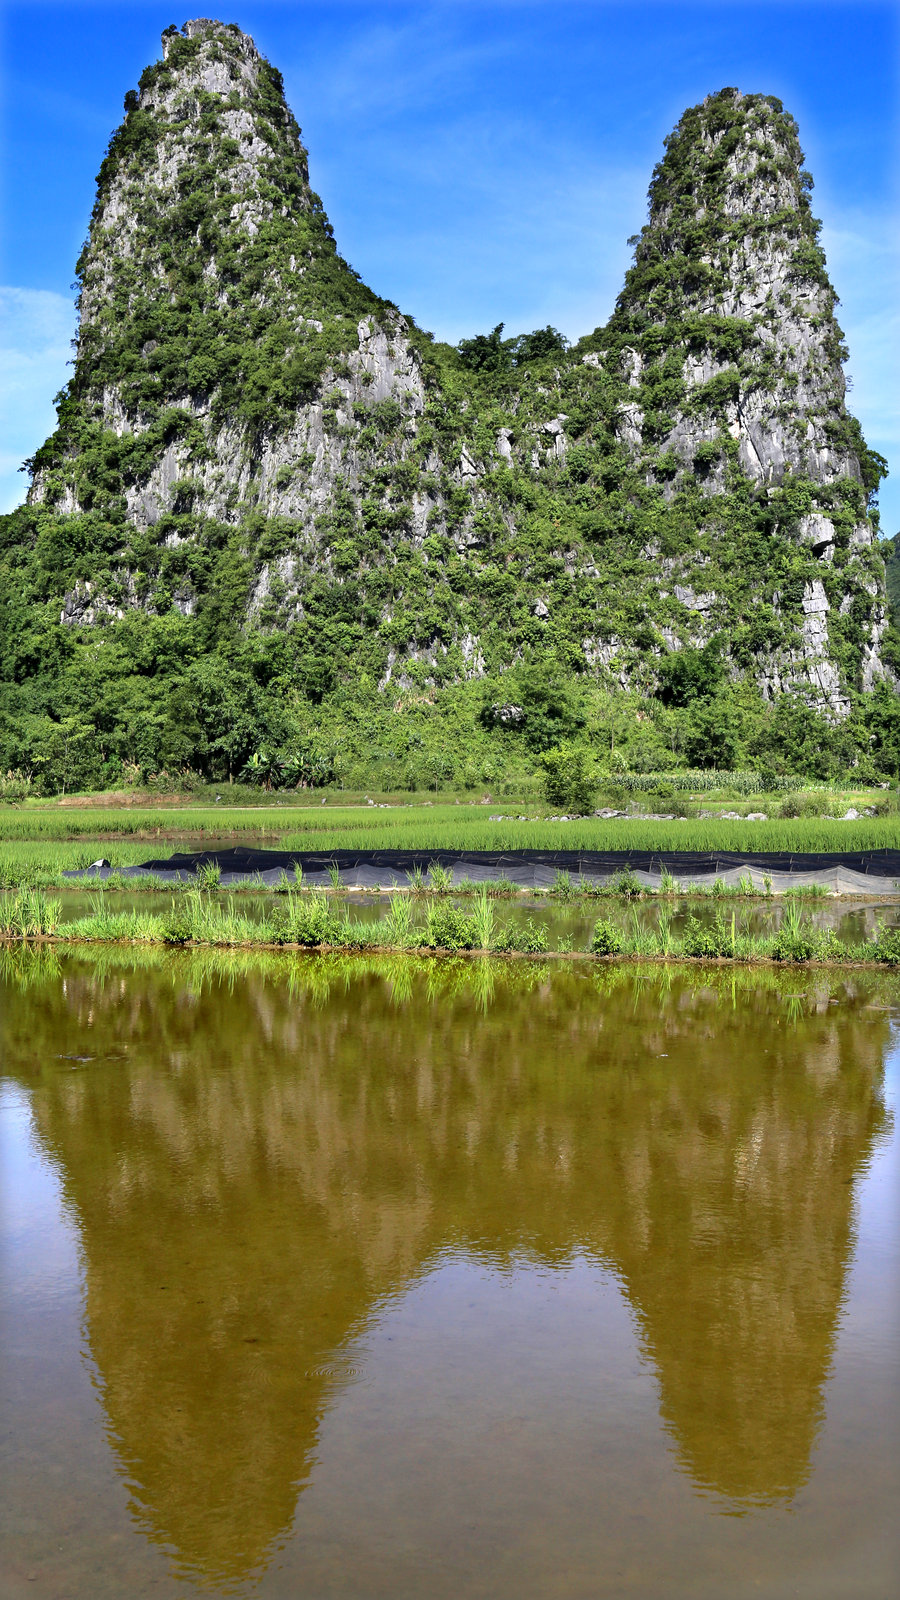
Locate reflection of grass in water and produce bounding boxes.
[4,940,898,1018]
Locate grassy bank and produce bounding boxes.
[3,886,899,966]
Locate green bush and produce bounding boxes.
[683,912,733,957]
[271,891,342,946]
[590,918,624,956]
[776,792,831,819]
[609,869,644,898]
[541,744,596,814]
[873,928,900,965]
[423,902,478,950]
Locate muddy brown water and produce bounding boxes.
[1,949,898,1599]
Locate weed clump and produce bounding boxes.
[271,891,345,946]
[872,928,900,965]
[590,919,624,956]
[683,913,735,958]
[423,903,478,950]
[494,918,549,954]
[162,903,192,944]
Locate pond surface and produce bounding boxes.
[1,949,898,1599]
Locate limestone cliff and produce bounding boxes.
[13,23,896,752]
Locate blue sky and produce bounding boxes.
[1,0,897,531]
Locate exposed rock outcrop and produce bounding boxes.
[20,26,893,715]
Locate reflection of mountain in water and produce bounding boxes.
[2,954,890,1586]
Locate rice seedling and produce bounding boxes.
[293,863,304,890]
[406,865,426,891]
[327,861,342,890]
[382,894,416,948]
[771,900,817,963]
[195,861,221,890]
[1,799,897,859]
[66,897,161,942]
[471,889,495,951]
[626,905,659,957]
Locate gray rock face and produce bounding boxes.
[28,36,891,715]
[607,87,891,709]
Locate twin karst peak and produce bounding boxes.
[16,21,894,742]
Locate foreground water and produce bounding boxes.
[1,950,897,1599]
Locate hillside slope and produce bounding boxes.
[1,19,896,790]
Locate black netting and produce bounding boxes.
[64,846,900,892]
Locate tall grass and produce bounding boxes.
[382,894,415,947]
[0,888,61,936]
[471,889,495,952]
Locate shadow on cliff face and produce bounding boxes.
[1,950,892,1589]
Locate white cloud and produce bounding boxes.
[0,287,76,513]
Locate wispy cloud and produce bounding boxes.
[0,287,75,512]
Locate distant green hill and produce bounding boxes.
[1,19,897,792]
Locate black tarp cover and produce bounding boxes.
[64,845,900,891]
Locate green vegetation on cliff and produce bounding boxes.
[0,23,896,795]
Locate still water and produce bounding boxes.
[1,949,898,1599]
